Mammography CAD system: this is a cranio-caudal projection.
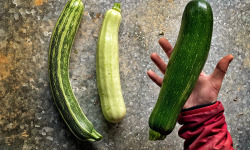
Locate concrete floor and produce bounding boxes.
[0,0,249,149]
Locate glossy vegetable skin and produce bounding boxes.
[96,3,126,123]
[48,0,102,141]
[149,0,213,140]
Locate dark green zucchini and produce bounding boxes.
[149,0,213,140]
[48,0,102,141]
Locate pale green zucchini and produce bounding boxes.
[96,3,126,123]
[48,0,102,141]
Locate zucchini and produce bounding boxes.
[96,3,126,123]
[149,0,213,140]
[48,0,102,141]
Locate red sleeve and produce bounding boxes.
[178,101,234,150]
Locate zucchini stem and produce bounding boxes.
[90,130,103,141]
[149,129,166,141]
[112,3,121,12]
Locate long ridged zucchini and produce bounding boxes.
[96,3,126,123]
[149,0,213,140]
[48,0,102,141]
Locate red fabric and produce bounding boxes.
[178,101,234,150]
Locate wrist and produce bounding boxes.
[183,96,217,109]
[182,101,217,112]
[180,101,220,116]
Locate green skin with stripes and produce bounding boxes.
[149,0,213,140]
[96,3,126,123]
[48,0,102,141]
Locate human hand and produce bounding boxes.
[147,38,234,109]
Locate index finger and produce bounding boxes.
[159,38,173,58]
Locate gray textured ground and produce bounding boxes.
[0,0,249,149]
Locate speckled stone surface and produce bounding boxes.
[0,0,249,149]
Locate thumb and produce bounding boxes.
[210,54,234,89]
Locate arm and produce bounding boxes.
[178,101,234,150]
[147,38,234,150]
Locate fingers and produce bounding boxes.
[147,70,163,87]
[210,54,234,89]
[159,38,173,58]
[147,38,172,87]
[150,53,167,74]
